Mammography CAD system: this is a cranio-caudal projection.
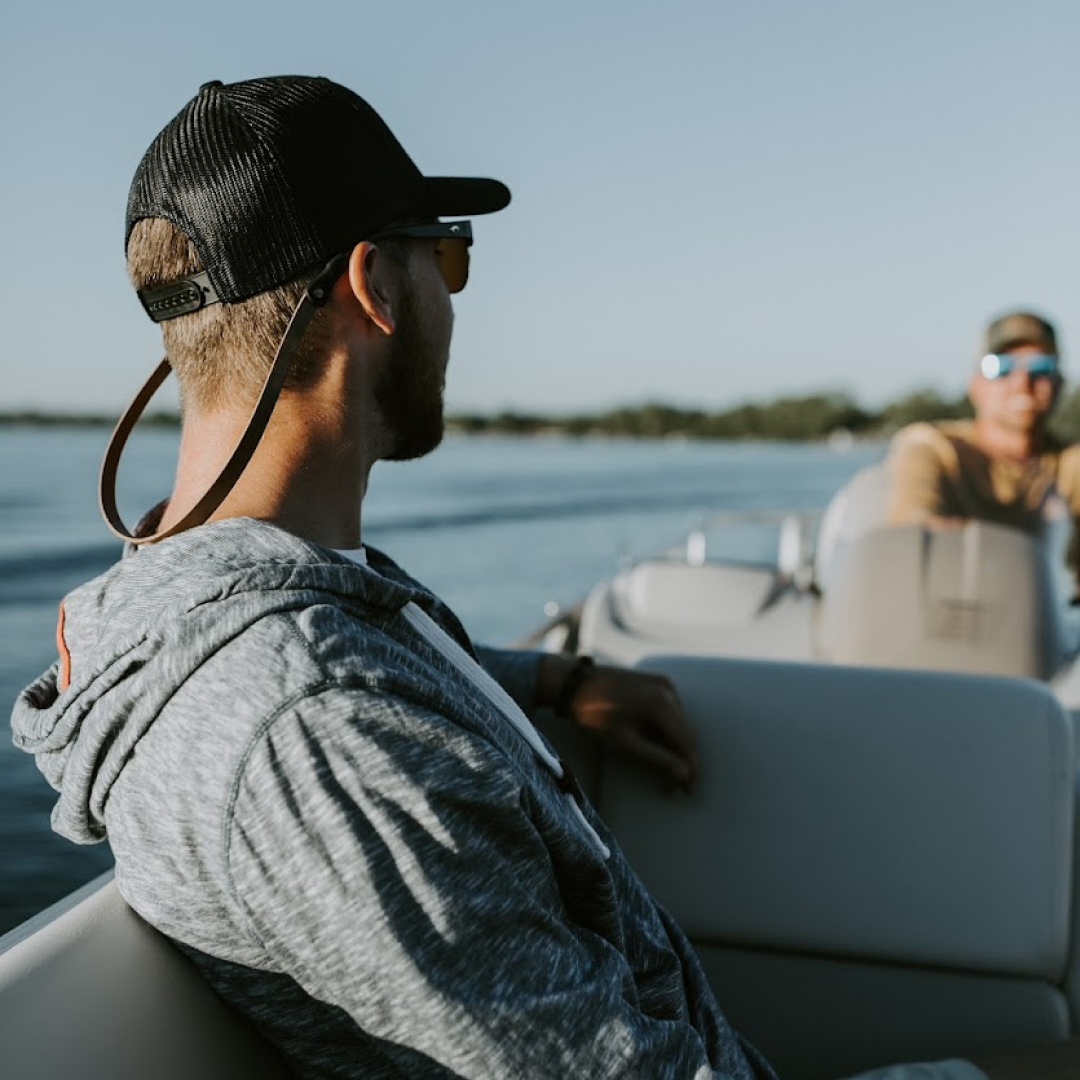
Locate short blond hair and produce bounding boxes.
[126,218,331,413]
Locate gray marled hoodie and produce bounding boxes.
[12,518,773,1080]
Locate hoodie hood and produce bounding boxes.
[11,519,427,845]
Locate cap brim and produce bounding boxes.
[415,176,511,217]
[990,336,1048,353]
[985,335,1057,357]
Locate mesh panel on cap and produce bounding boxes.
[126,77,423,302]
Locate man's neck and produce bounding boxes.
[971,419,1046,465]
[159,394,375,549]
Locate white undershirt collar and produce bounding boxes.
[335,546,368,566]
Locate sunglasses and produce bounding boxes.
[372,220,473,293]
[979,353,1059,381]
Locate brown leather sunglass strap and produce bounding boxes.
[99,255,348,545]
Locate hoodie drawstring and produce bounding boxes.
[400,602,611,860]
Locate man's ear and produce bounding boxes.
[345,241,396,336]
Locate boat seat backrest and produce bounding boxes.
[576,654,1079,1079]
[0,874,293,1080]
[814,521,1067,679]
[813,463,890,587]
[1069,769,1080,1035]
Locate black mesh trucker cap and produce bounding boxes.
[981,310,1058,356]
[125,76,511,310]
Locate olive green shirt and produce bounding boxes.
[885,420,1080,570]
[886,420,1080,530]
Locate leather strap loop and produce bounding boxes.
[98,255,348,545]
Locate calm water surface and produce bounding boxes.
[0,426,882,933]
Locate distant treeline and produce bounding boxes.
[453,386,1080,443]
[0,411,179,428]
[8,387,1080,443]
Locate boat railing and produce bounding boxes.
[678,508,823,590]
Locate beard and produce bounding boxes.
[373,280,450,462]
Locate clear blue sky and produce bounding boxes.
[3,1,1080,415]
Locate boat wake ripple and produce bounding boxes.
[0,543,120,606]
[364,487,760,535]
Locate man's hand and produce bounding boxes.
[537,655,699,792]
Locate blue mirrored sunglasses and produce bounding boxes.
[979,353,1060,381]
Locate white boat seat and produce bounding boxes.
[813,463,890,589]
[0,873,293,1080]
[815,521,1069,679]
[555,654,1079,1080]
[613,559,779,634]
[576,558,817,666]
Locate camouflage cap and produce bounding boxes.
[981,310,1058,356]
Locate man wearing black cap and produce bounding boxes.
[885,310,1080,551]
[11,76,770,1079]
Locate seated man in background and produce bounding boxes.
[886,310,1080,545]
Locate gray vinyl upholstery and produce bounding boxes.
[814,520,1071,679]
[607,560,781,634]
[558,654,1079,1080]
[577,559,817,666]
[1068,767,1080,1033]
[812,463,891,589]
[0,873,293,1080]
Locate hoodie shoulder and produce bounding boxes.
[11,518,421,848]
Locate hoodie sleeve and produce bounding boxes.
[475,644,542,712]
[224,685,763,1080]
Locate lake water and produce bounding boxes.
[0,426,883,934]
